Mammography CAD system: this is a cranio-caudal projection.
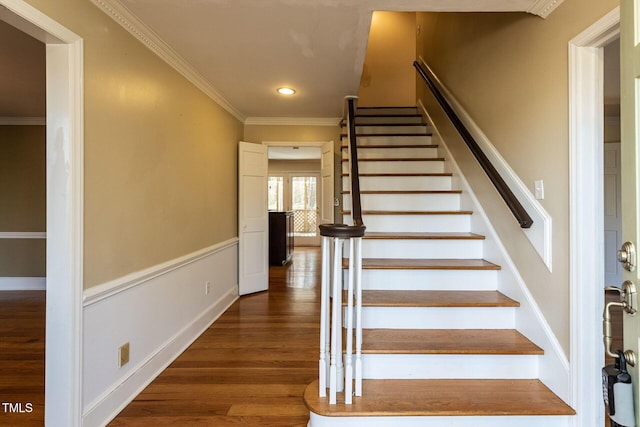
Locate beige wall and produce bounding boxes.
[0,125,46,276]
[269,159,321,175]
[25,0,244,288]
[417,0,618,355]
[245,124,342,221]
[358,12,416,107]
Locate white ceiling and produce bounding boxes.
[268,146,321,160]
[112,0,551,120]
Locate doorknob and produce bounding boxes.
[617,241,636,272]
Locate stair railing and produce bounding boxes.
[318,96,366,404]
[414,60,533,229]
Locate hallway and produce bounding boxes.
[110,247,321,426]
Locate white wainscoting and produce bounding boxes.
[0,277,46,290]
[82,238,239,427]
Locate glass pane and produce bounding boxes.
[291,176,317,236]
[267,176,283,211]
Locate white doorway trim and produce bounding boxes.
[0,1,84,426]
[568,7,619,427]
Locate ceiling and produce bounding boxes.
[268,146,321,160]
[109,0,552,120]
[0,0,560,120]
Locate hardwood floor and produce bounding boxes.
[0,256,623,426]
[110,247,322,426]
[0,291,45,427]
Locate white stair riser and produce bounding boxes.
[360,354,538,379]
[309,413,570,427]
[354,116,423,124]
[342,147,438,159]
[344,193,460,212]
[343,176,452,192]
[356,269,498,291]
[344,135,433,145]
[342,160,443,174]
[344,214,471,233]
[348,238,484,259]
[359,307,515,329]
[356,108,419,116]
[355,125,427,134]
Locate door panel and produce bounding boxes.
[620,0,640,422]
[604,143,622,286]
[238,141,268,295]
[321,141,334,225]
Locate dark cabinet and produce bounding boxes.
[269,211,294,265]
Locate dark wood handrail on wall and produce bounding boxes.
[319,97,366,239]
[413,61,533,229]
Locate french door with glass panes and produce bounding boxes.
[268,172,320,246]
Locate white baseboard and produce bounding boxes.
[0,277,46,290]
[81,239,239,427]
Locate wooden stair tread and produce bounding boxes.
[341,190,461,195]
[354,114,422,117]
[342,210,473,215]
[342,122,427,127]
[340,133,433,137]
[342,258,501,270]
[341,144,438,149]
[341,157,444,162]
[341,173,453,177]
[304,379,575,416]
[363,231,484,240]
[354,290,518,308]
[362,329,540,355]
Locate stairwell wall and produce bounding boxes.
[416,0,618,356]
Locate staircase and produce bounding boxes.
[303,106,575,426]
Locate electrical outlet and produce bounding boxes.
[119,342,130,367]
[205,281,211,295]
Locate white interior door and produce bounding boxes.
[320,140,335,225]
[604,142,622,287]
[238,141,268,295]
[620,1,640,423]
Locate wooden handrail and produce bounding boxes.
[320,97,366,238]
[413,61,533,229]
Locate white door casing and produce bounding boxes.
[238,141,269,295]
[568,7,619,427]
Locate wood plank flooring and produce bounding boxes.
[0,291,45,427]
[110,247,322,426]
[0,257,623,425]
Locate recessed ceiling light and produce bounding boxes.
[277,87,296,95]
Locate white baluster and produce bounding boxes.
[319,236,330,397]
[344,238,355,403]
[329,237,343,404]
[354,237,363,396]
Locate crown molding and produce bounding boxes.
[528,0,565,18]
[244,117,341,126]
[0,117,46,125]
[89,0,245,122]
